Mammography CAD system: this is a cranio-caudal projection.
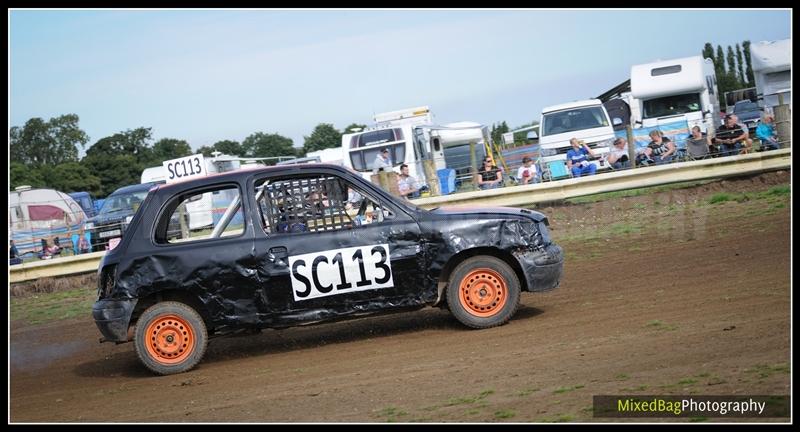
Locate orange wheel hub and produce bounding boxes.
[145,314,195,365]
[458,268,507,317]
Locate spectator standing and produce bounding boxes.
[566,138,597,177]
[685,126,714,159]
[372,148,393,174]
[477,157,503,190]
[715,114,747,156]
[516,157,540,184]
[607,138,631,170]
[755,115,780,151]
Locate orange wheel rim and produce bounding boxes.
[145,314,195,365]
[458,268,508,317]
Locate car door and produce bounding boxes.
[248,169,428,323]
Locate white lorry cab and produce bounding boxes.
[341,106,491,182]
[630,55,720,134]
[537,99,617,168]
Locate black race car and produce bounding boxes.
[93,164,564,375]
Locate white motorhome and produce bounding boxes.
[341,106,491,182]
[537,99,617,169]
[630,55,720,134]
[750,38,791,110]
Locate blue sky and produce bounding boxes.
[9,9,791,156]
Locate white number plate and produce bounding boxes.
[99,229,121,238]
[163,154,207,184]
[288,244,394,302]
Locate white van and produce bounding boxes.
[630,55,720,134]
[537,99,617,170]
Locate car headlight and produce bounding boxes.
[84,222,94,230]
[125,216,133,224]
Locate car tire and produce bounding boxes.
[446,256,521,329]
[134,301,208,375]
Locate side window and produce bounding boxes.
[255,175,394,235]
[155,184,244,244]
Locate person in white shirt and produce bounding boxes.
[372,148,392,174]
[607,138,631,169]
[397,163,427,198]
[516,157,539,184]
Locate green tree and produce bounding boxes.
[241,132,296,162]
[726,45,739,87]
[10,162,46,189]
[9,114,89,166]
[83,128,155,196]
[212,139,243,156]
[44,162,103,196]
[702,42,715,61]
[197,145,215,157]
[302,123,342,155]
[151,138,193,164]
[742,40,754,85]
[735,43,746,86]
[715,45,726,76]
[343,123,368,134]
[490,121,510,145]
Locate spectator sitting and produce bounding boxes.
[10,240,23,265]
[606,138,631,170]
[397,163,428,198]
[372,148,393,174]
[731,114,754,154]
[644,130,676,165]
[516,157,540,184]
[714,114,747,156]
[755,115,780,151]
[38,238,52,260]
[49,237,63,256]
[79,234,91,254]
[477,157,503,190]
[685,126,714,159]
[566,138,597,177]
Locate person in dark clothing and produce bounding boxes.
[10,240,23,265]
[714,114,747,157]
[642,130,676,165]
[477,157,503,190]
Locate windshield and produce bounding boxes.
[643,93,701,119]
[99,191,150,215]
[734,101,759,112]
[542,106,609,136]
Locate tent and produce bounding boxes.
[9,186,87,255]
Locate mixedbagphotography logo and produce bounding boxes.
[593,395,790,418]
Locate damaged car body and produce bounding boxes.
[93,164,564,375]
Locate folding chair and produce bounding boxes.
[547,160,571,180]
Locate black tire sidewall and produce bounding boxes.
[134,301,208,375]
[446,256,521,329]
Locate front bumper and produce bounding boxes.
[92,298,138,342]
[515,244,564,292]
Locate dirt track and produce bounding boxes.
[10,172,791,422]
